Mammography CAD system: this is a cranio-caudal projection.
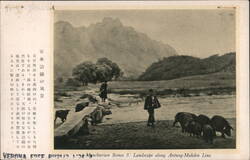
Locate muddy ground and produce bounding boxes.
[55,119,236,149]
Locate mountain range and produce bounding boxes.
[54,17,177,79]
[139,52,236,81]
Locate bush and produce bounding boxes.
[66,78,81,87]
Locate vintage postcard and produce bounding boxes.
[1,1,249,160]
[54,6,237,149]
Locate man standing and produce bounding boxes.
[144,89,161,127]
[99,81,108,102]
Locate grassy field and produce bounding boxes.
[55,72,235,94]
[109,72,235,90]
[55,119,236,149]
[107,72,235,96]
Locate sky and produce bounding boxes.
[55,9,236,58]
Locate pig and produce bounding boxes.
[54,109,70,123]
[203,124,215,144]
[186,120,196,136]
[90,106,112,125]
[90,108,103,125]
[75,102,89,112]
[182,116,195,133]
[186,120,202,137]
[173,112,197,133]
[193,122,202,137]
[211,115,233,138]
[196,114,211,126]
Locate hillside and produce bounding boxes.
[139,52,236,81]
[54,17,177,79]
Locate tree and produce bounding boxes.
[95,64,112,82]
[72,61,96,86]
[72,58,122,85]
[96,57,122,80]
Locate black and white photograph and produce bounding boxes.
[54,8,236,149]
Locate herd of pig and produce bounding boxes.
[54,97,112,126]
[173,112,234,144]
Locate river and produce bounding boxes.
[102,94,236,124]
